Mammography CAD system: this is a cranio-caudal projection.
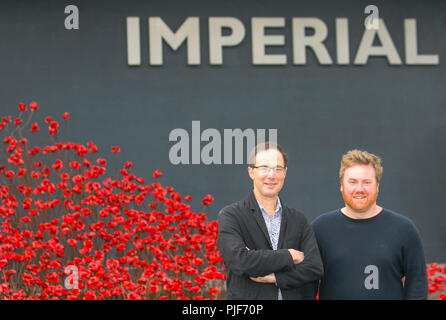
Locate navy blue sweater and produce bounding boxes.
[302,208,428,300]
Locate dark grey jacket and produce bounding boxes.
[217,191,323,300]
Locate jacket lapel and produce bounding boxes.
[277,202,288,249]
[248,191,273,249]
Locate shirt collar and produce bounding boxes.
[256,197,282,216]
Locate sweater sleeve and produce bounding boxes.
[402,221,428,300]
[217,208,294,277]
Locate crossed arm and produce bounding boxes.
[248,247,305,283]
[217,209,323,289]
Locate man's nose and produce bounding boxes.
[266,168,275,176]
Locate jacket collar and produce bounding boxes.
[247,189,285,212]
[247,190,288,249]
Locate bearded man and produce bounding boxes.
[302,149,428,300]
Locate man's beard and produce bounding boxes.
[341,188,379,212]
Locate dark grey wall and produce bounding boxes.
[1,0,445,262]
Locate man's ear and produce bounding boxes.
[248,166,254,180]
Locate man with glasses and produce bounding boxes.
[217,142,323,300]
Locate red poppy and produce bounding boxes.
[17,168,26,177]
[20,217,31,223]
[18,103,27,111]
[201,194,214,206]
[41,166,51,177]
[46,272,59,284]
[0,260,8,270]
[28,146,40,155]
[5,170,14,179]
[189,286,201,293]
[153,170,163,178]
[29,102,39,112]
[127,292,140,300]
[69,161,81,170]
[83,291,97,300]
[29,209,40,216]
[48,121,59,135]
[52,159,63,170]
[209,287,221,296]
[67,239,78,246]
[0,102,229,300]
[96,158,107,166]
[148,285,159,293]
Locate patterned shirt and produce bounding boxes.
[257,198,283,300]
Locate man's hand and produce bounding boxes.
[288,249,304,264]
[250,273,276,283]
